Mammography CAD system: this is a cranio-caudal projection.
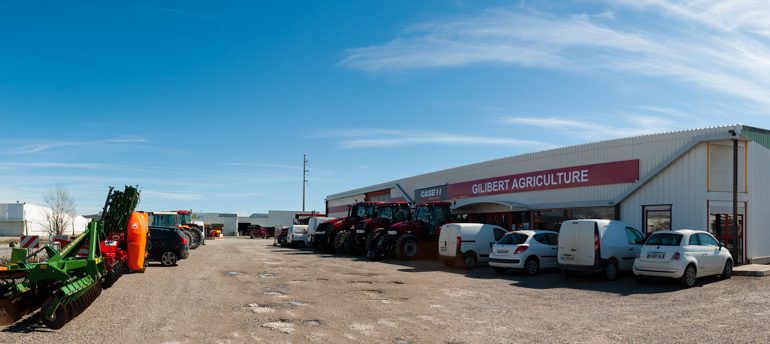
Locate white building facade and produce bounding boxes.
[0,203,90,237]
[326,125,770,264]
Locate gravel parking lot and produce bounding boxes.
[2,238,770,343]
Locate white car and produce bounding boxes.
[490,230,559,275]
[633,229,733,288]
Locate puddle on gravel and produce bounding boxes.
[263,291,288,298]
[361,289,384,297]
[262,321,295,334]
[288,300,307,306]
[247,303,275,314]
[304,319,322,327]
[258,272,276,278]
[224,271,242,276]
[390,281,405,285]
[350,280,373,284]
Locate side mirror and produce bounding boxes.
[718,241,724,249]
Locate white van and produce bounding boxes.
[557,219,645,280]
[438,223,508,269]
[288,225,309,247]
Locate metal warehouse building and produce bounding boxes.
[326,125,770,265]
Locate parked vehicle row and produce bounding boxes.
[279,214,734,288]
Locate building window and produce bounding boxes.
[533,209,569,231]
[643,205,672,233]
[570,207,615,220]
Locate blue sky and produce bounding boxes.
[2,1,770,215]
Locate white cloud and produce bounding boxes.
[324,128,556,149]
[340,5,770,109]
[501,115,689,140]
[0,162,111,169]
[7,135,147,154]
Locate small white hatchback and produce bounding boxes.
[489,230,559,276]
[633,229,733,288]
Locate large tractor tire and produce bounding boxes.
[333,230,350,255]
[343,231,360,255]
[366,231,387,261]
[395,234,419,260]
[188,229,202,249]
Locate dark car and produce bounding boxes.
[148,226,190,266]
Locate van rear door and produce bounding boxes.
[576,221,596,266]
[558,221,579,265]
[558,220,596,267]
[438,224,460,258]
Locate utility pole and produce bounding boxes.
[302,154,309,212]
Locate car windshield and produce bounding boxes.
[392,206,410,222]
[497,233,528,245]
[644,233,683,246]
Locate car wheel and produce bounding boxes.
[462,252,477,269]
[493,267,507,275]
[634,274,648,284]
[160,251,178,266]
[680,264,697,288]
[721,260,733,279]
[602,259,619,281]
[395,234,418,260]
[524,257,540,276]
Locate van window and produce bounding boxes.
[625,227,645,244]
[644,233,683,246]
[497,233,528,245]
[688,234,701,246]
[493,227,507,241]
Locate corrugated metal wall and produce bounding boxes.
[748,141,770,260]
[620,143,709,232]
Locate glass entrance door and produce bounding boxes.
[709,213,744,264]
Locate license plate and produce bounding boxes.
[387,230,397,235]
[356,230,365,234]
[647,252,665,259]
[439,247,447,252]
[496,249,509,254]
[561,255,574,261]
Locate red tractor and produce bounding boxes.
[312,202,379,253]
[366,201,452,260]
[335,202,412,255]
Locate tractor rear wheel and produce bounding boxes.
[188,229,202,249]
[395,234,419,260]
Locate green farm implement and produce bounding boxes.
[0,186,141,329]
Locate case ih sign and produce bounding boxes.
[447,160,640,199]
[414,185,448,203]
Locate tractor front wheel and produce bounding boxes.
[395,234,419,260]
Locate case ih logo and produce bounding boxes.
[447,160,640,199]
[414,185,448,203]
